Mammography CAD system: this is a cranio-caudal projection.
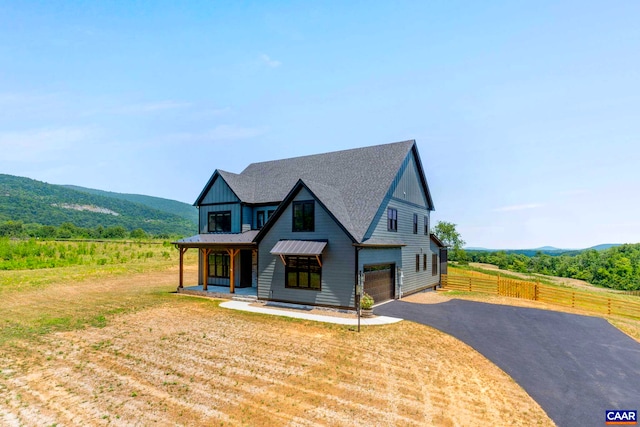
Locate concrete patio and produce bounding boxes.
[177,285,257,300]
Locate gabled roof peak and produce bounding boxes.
[196,139,432,243]
[241,140,416,174]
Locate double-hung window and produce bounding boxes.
[285,256,321,290]
[387,208,398,232]
[423,254,427,271]
[293,201,314,232]
[413,214,418,234]
[208,211,231,233]
[424,216,429,235]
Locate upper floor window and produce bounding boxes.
[424,216,429,235]
[413,214,418,234]
[257,211,265,229]
[208,211,231,233]
[293,201,314,232]
[387,208,398,232]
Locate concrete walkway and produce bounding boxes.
[220,300,403,326]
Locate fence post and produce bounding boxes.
[572,292,575,308]
[468,277,472,292]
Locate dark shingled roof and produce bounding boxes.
[196,140,433,243]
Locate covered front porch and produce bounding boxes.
[173,231,258,294]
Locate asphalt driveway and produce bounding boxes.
[375,299,640,427]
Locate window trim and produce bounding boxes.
[208,252,230,278]
[285,255,322,290]
[292,200,315,232]
[413,213,418,234]
[208,211,232,233]
[387,208,398,232]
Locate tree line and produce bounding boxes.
[432,220,639,291]
[0,220,167,240]
[454,245,640,291]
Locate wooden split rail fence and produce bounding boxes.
[442,273,640,320]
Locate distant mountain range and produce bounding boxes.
[465,243,622,256]
[0,174,198,237]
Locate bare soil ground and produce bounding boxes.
[0,265,553,426]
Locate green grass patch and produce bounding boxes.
[0,241,198,346]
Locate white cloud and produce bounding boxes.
[260,54,282,68]
[492,203,544,212]
[0,127,94,162]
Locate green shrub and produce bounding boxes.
[360,293,374,310]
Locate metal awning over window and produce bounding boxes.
[270,240,327,256]
[270,240,327,267]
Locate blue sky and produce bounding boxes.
[1,1,639,249]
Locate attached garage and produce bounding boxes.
[363,264,395,303]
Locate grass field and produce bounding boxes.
[0,242,553,426]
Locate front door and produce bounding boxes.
[239,250,252,287]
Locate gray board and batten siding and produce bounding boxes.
[363,149,439,296]
[197,175,243,234]
[257,187,356,309]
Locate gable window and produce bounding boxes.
[267,209,275,219]
[293,201,314,232]
[413,214,418,234]
[257,211,265,229]
[285,256,321,290]
[432,254,438,276]
[424,216,429,235]
[387,208,398,232]
[423,254,427,271]
[208,252,230,278]
[208,211,231,233]
[416,254,420,272]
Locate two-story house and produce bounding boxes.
[174,140,446,309]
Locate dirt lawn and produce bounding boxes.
[0,266,553,426]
